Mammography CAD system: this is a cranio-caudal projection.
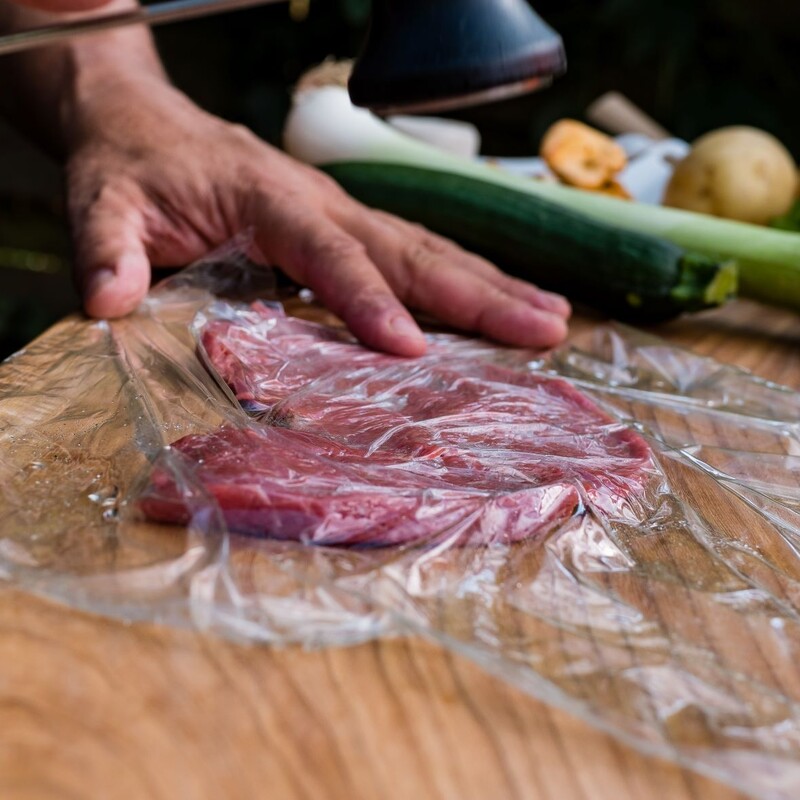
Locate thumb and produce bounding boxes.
[73,193,152,319]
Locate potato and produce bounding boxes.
[663,126,797,224]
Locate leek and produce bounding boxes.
[284,86,800,310]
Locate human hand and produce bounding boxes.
[67,76,571,356]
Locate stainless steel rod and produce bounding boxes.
[0,0,285,56]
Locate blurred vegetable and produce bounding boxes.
[387,116,480,159]
[664,127,797,224]
[284,81,800,311]
[324,161,736,321]
[540,119,627,189]
[771,200,800,233]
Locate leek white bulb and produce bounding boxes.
[387,116,481,159]
[284,86,417,166]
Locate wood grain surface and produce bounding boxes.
[1,298,798,800]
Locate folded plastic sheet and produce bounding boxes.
[3,246,800,799]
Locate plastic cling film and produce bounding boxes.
[139,299,654,549]
[3,242,800,797]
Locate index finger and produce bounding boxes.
[251,201,427,357]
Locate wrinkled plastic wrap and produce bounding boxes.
[3,245,800,799]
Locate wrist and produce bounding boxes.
[63,62,170,153]
[0,0,168,157]
[61,19,168,154]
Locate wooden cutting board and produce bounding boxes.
[2,298,799,800]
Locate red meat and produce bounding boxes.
[141,303,652,546]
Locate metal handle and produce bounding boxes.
[0,0,285,57]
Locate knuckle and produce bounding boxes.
[247,183,308,225]
[317,234,367,262]
[71,179,139,233]
[476,256,504,278]
[414,223,452,249]
[89,181,129,209]
[420,232,456,255]
[405,220,428,236]
[227,122,251,137]
[343,287,395,318]
[312,169,343,193]
[258,184,305,211]
[404,240,442,273]
[370,209,404,228]
[226,122,260,148]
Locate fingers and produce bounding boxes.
[502,276,572,318]
[339,210,569,349]
[404,256,569,348]
[251,203,427,356]
[70,186,152,319]
[365,211,572,319]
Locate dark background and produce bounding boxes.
[2,0,799,357]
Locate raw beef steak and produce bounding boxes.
[141,303,652,546]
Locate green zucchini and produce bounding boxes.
[323,162,737,322]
